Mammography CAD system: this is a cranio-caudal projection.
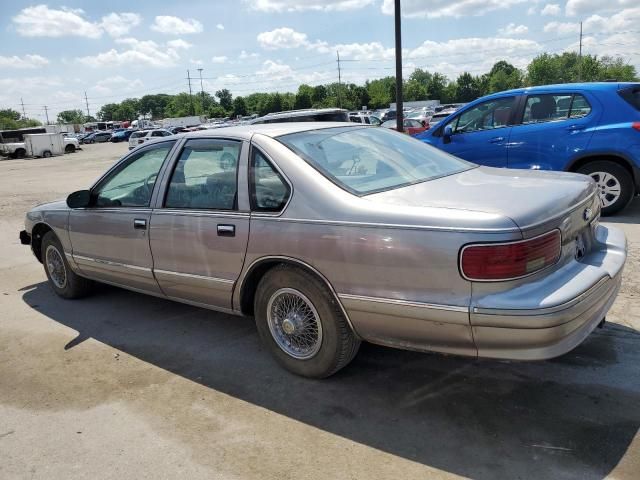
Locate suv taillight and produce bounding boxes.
[632,122,640,132]
[460,230,561,281]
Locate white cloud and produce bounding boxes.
[527,7,536,15]
[76,38,181,68]
[92,76,144,95]
[239,50,260,60]
[246,0,373,12]
[167,39,193,49]
[545,8,640,35]
[335,42,395,60]
[258,27,308,49]
[151,16,203,35]
[0,54,49,69]
[190,59,204,65]
[543,21,580,34]
[541,4,561,16]
[407,37,540,62]
[565,0,635,16]
[381,0,526,18]
[216,23,225,30]
[99,13,141,37]
[12,6,141,38]
[212,56,228,63]
[498,23,529,36]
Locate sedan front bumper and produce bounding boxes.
[470,225,627,360]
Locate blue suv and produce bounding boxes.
[417,82,640,215]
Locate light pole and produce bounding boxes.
[198,68,205,113]
[394,0,404,132]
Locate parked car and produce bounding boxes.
[128,129,173,150]
[349,113,381,125]
[110,130,134,143]
[62,134,80,153]
[406,111,432,127]
[250,108,349,124]
[426,109,457,129]
[82,131,112,144]
[20,123,626,378]
[381,118,428,136]
[418,82,640,215]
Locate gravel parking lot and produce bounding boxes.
[1,142,639,480]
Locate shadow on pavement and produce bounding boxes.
[605,197,640,225]
[22,282,640,480]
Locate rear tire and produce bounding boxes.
[41,231,93,299]
[577,161,634,216]
[254,265,360,378]
[42,150,52,158]
[65,144,75,153]
[15,149,25,159]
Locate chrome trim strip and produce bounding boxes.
[472,276,611,316]
[237,255,359,337]
[152,210,250,218]
[458,229,562,283]
[73,254,152,272]
[154,269,235,284]
[250,216,522,233]
[338,293,469,313]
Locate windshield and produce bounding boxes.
[278,126,473,195]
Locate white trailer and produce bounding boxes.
[161,116,206,128]
[24,133,65,158]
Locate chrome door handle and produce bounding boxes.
[566,125,585,131]
[489,136,505,143]
[217,224,235,237]
[133,218,147,230]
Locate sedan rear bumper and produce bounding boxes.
[470,225,626,360]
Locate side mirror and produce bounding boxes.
[66,190,91,208]
[443,124,453,144]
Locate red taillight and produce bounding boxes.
[632,122,640,132]
[460,230,561,281]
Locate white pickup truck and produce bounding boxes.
[0,134,80,158]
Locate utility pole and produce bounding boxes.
[336,50,342,109]
[578,21,583,82]
[20,98,26,118]
[187,69,195,115]
[197,68,205,113]
[394,0,404,132]
[84,91,91,119]
[43,105,49,125]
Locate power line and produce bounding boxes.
[336,51,342,108]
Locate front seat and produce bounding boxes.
[530,96,557,121]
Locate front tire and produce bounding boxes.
[41,231,93,299]
[254,265,360,378]
[577,161,634,216]
[65,144,75,153]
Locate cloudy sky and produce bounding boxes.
[1,0,638,121]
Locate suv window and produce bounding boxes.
[452,97,515,133]
[165,138,240,210]
[522,94,592,123]
[130,131,145,139]
[619,86,640,111]
[250,149,290,212]
[94,141,176,208]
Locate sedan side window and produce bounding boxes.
[452,97,515,134]
[93,141,175,208]
[165,138,240,210]
[250,149,290,212]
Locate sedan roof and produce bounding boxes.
[180,122,361,140]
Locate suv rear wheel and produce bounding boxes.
[577,161,634,216]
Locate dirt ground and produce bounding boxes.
[1,142,639,480]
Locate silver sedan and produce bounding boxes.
[20,123,627,377]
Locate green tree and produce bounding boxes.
[138,94,172,119]
[215,89,233,111]
[232,96,247,117]
[57,109,85,124]
[97,103,119,121]
[0,109,41,129]
[294,84,314,109]
[164,93,196,117]
[455,72,483,102]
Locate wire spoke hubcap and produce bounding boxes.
[267,288,323,359]
[590,171,621,208]
[45,245,67,289]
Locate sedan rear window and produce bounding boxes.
[619,85,640,111]
[278,126,473,195]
